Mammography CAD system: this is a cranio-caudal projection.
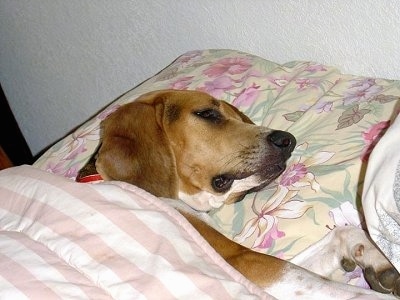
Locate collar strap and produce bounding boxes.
[76,174,103,183]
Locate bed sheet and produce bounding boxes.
[33,49,400,288]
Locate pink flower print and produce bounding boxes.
[295,78,319,91]
[234,185,311,249]
[305,64,327,73]
[98,104,121,120]
[363,120,390,143]
[45,160,69,176]
[232,83,260,107]
[360,120,390,162]
[46,161,79,179]
[349,78,377,89]
[62,139,87,160]
[315,101,333,113]
[234,143,334,249]
[267,75,290,92]
[64,165,79,179]
[279,142,335,191]
[343,79,383,105]
[280,163,307,187]
[203,57,251,77]
[197,76,235,98]
[170,76,194,90]
[274,251,285,260]
[256,222,285,249]
[54,120,100,161]
[176,50,202,64]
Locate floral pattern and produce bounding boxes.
[234,143,333,249]
[203,57,252,77]
[34,49,400,287]
[360,120,390,162]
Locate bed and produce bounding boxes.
[1,49,399,299]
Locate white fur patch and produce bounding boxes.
[179,175,261,211]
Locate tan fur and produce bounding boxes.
[97,89,289,204]
[95,89,294,287]
[181,211,286,287]
[93,90,399,297]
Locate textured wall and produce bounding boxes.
[1,0,399,155]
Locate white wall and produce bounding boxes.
[1,0,399,155]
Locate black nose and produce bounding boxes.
[267,130,296,153]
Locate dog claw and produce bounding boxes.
[365,267,391,294]
[364,266,400,296]
[341,257,357,272]
[394,277,400,297]
[379,268,399,290]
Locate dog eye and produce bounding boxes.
[194,109,223,123]
[212,175,234,192]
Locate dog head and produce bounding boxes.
[96,89,296,211]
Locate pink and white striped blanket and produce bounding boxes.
[0,165,272,300]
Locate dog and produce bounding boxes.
[78,89,399,299]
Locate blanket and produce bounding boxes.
[0,165,272,299]
[363,114,400,271]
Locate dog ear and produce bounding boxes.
[96,92,179,198]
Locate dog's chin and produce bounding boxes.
[225,167,285,205]
[260,160,287,177]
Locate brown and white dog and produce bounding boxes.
[79,89,399,299]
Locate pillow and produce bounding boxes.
[34,49,400,268]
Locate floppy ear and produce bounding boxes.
[96,92,179,198]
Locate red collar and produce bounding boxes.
[76,174,103,183]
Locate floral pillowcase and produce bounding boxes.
[34,49,400,287]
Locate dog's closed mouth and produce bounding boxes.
[244,130,297,181]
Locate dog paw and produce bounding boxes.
[345,243,400,296]
[364,266,400,296]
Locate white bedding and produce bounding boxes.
[363,114,400,271]
[0,166,272,299]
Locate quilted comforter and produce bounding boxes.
[0,165,269,299]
